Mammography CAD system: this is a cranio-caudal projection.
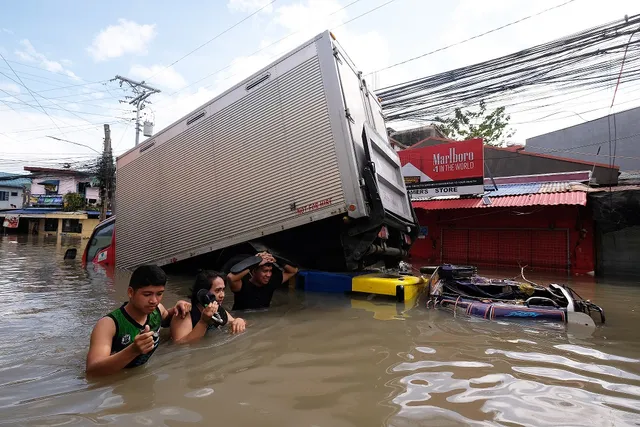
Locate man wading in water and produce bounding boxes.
[85,265,191,377]
[227,251,299,311]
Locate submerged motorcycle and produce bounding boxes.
[423,264,605,327]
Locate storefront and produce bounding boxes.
[408,188,595,275]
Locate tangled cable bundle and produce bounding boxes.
[376,14,640,123]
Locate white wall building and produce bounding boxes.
[0,172,30,210]
[24,167,100,207]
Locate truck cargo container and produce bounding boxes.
[114,30,418,272]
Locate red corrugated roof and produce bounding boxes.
[413,192,587,210]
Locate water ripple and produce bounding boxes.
[485,348,640,381]
[2,236,640,426]
[555,344,640,363]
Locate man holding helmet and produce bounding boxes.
[226,251,299,311]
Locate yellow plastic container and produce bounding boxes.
[351,273,425,302]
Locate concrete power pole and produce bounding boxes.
[112,75,161,146]
[100,124,112,221]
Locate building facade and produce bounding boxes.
[1,208,101,238]
[0,172,31,210]
[525,105,640,171]
[409,184,595,275]
[396,134,628,276]
[24,167,100,208]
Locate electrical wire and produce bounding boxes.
[377,14,640,123]
[332,0,398,30]
[151,0,368,103]
[0,68,128,141]
[367,0,577,75]
[145,0,278,84]
[1,53,69,137]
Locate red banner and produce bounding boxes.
[2,215,19,229]
[398,138,485,198]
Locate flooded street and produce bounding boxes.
[1,236,639,426]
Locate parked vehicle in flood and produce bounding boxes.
[113,30,418,273]
[81,215,115,268]
[423,264,605,327]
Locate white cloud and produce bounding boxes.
[210,0,383,88]
[274,0,344,33]
[270,0,401,88]
[2,28,13,35]
[14,39,81,81]
[129,64,187,91]
[0,82,21,94]
[77,87,101,103]
[227,0,274,14]
[87,19,156,62]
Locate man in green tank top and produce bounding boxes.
[86,265,192,377]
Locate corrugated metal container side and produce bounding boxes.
[116,38,347,269]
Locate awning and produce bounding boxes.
[413,192,587,210]
[38,180,60,186]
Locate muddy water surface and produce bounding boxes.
[1,235,639,426]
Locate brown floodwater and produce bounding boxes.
[1,234,639,426]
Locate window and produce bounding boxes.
[0,191,8,201]
[45,218,58,232]
[86,221,114,261]
[77,182,90,196]
[62,219,82,234]
[11,192,18,197]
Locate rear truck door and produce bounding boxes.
[360,122,414,223]
[332,41,414,224]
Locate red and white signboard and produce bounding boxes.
[398,138,485,199]
[2,215,19,229]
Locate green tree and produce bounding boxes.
[434,101,515,146]
[63,192,86,212]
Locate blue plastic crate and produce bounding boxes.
[296,270,363,293]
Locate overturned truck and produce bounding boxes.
[115,31,418,272]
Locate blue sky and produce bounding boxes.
[1,0,638,172]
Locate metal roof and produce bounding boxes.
[411,180,589,210]
[0,208,62,215]
[0,208,112,217]
[413,192,587,210]
[481,182,579,196]
[0,172,31,189]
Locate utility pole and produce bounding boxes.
[111,75,161,146]
[100,124,112,221]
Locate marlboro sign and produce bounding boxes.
[398,138,485,199]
